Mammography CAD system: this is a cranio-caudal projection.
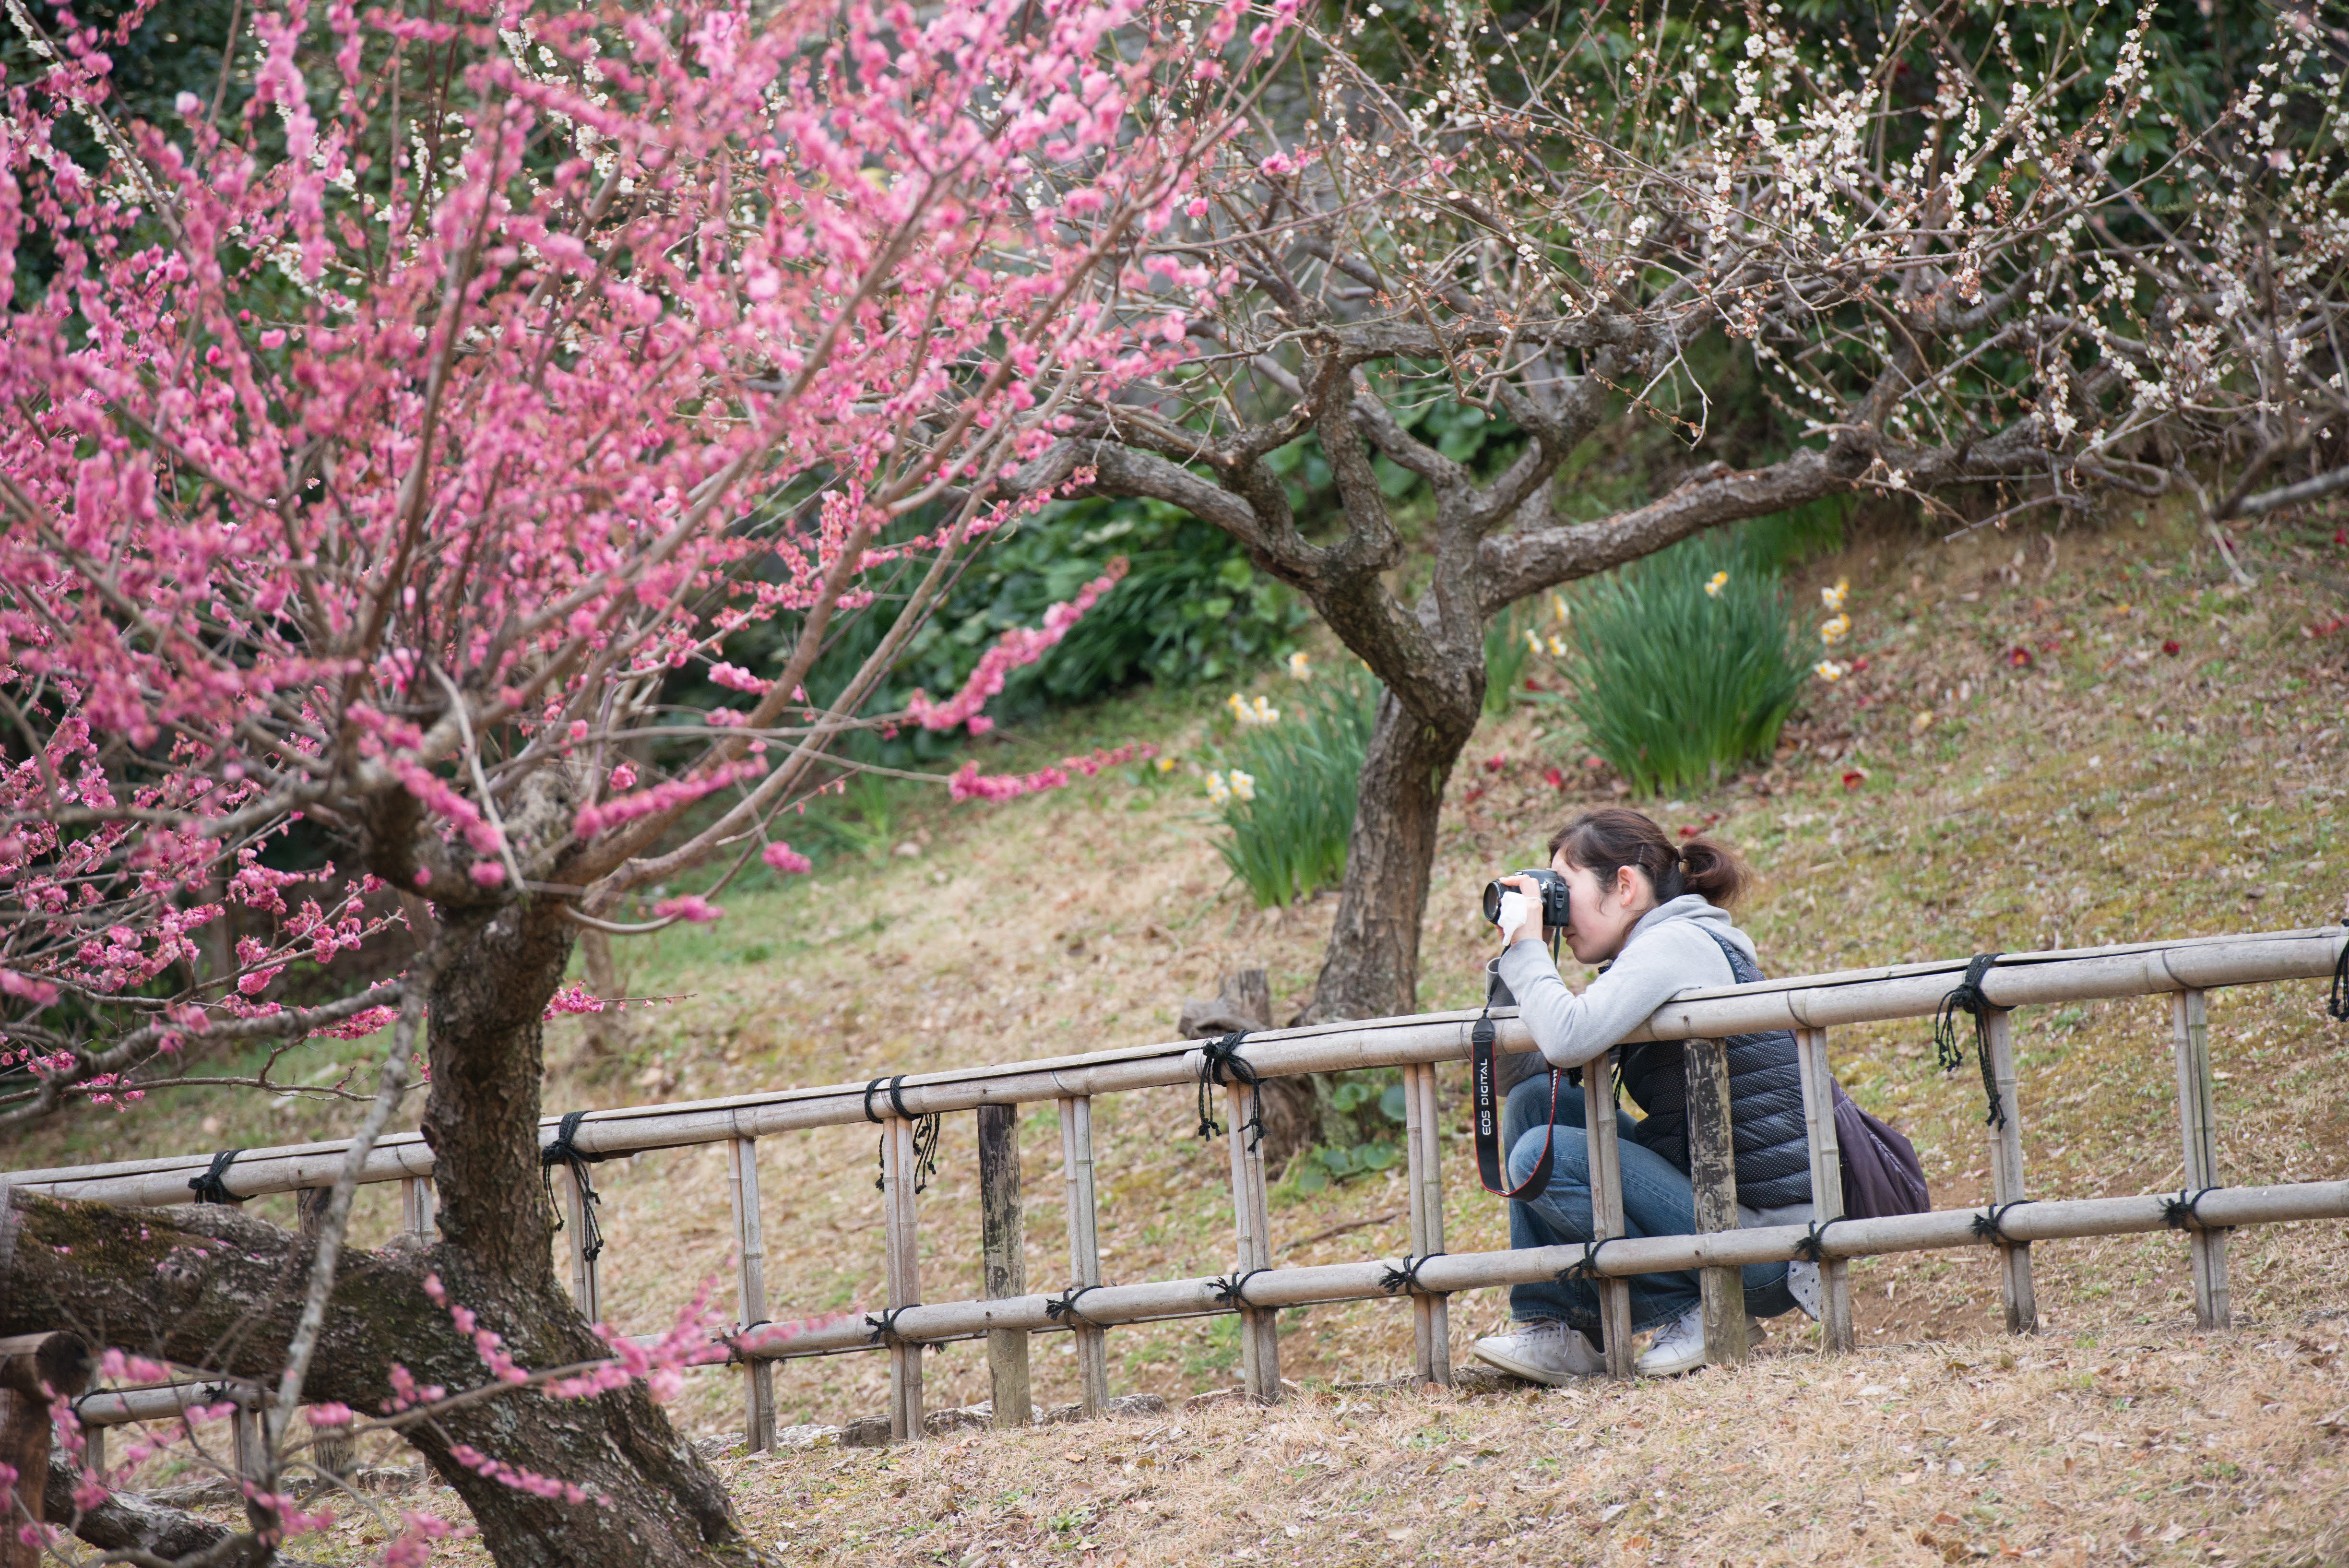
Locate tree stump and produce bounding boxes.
[1180,970,1317,1167]
[1,1331,91,1568]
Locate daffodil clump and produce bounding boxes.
[1812,578,1854,680]
[1226,691,1280,725]
[1286,650,1313,680]
[1558,540,1809,796]
[1204,664,1382,908]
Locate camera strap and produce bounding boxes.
[1471,1008,1558,1200]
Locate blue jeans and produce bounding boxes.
[1500,1072,1796,1338]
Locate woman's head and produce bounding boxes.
[1542,807,1748,963]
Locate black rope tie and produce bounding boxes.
[727,1319,774,1365]
[188,1149,246,1205]
[2162,1187,2229,1233]
[1794,1218,1846,1265]
[889,1077,943,1195]
[1933,952,2008,1128]
[866,1076,942,1193]
[1209,1269,1269,1308]
[539,1110,609,1264]
[1045,1284,1105,1329]
[866,1306,914,1345]
[1379,1253,1444,1295]
[1556,1237,1618,1284]
[1970,1200,2034,1247]
[1195,1033,1264,1152]
[2328,930,2348,1022]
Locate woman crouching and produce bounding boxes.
[1471,807,1820,1382]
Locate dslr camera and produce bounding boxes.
[1481,868,1571,934]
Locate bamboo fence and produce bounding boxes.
[11,925,2347,1446]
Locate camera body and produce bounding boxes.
[1481,868,1571,933]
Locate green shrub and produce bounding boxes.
[673,497,1309,769]
[1206,665,1382,908]
[1563,536,1810,796]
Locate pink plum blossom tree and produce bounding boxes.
[0,0,1288,1557]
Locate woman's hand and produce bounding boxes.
[1498,874,1545,949]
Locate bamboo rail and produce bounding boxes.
[16,924,2346,1441]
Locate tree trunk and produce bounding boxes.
[1305,688,1478,1022]
[576,926,629,1059]
[1,898,766,1568]
[1,1191,759,1568]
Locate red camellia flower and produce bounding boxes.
[2162,638,2182,655]
[2007,646,2034,667]
[1543,766,1566,789]
[1841,769,1867,790]
[1483,754,1507,772]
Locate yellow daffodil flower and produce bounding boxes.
[1523,627,1542,654]
[1286,650,1313,680]
[1230,770,1257,803]
[1205,772,1232,806]
[1820,577,1850,611]
[1815,659,1849,681]
[1819,613,1851,645]
[1704,570,1728,598]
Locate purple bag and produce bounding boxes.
[1831,1082,1931,1218]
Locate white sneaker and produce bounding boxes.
[1634,1308,1768,1377]
[1786,1260,1822,1321]
[1471,1320,1606,1386]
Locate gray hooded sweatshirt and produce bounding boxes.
[1494,893,1753,1071]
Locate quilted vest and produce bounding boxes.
[1615,928,1813,1212]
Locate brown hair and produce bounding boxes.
[1546,807,1749,907]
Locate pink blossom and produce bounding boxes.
[904,559,1129,734]
[542,984,606,1018]
[761,842,813,875]
[649,894,724,924]
[708,662,767,694]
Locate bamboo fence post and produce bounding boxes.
[1400,1063,1452,1384]
[1057,1095,1110,1416]
[231,1398,263,1486]
[1981,1008,2037,1333]
[1792,1027,1854,1352]
[725,1137,776,1452]
[881,1118,925,1441]
[1226,1081,1281,1402]
[1684,1037,1749,1366]
[402,1176,434,1235]
[0,1332,89,1568]
[2170,989,2230,1330]
[976,1103,1032,1428]
[560,1166,600,1322]
[1581,1052,1635,1377]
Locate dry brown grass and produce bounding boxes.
[218,1323,2349,1567]
[23,501,2349,1562]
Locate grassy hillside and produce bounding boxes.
[17,501,2349,1564]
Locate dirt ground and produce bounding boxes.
[21,499,2349,1563]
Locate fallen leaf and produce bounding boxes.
[2157,1523,2186,1544]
